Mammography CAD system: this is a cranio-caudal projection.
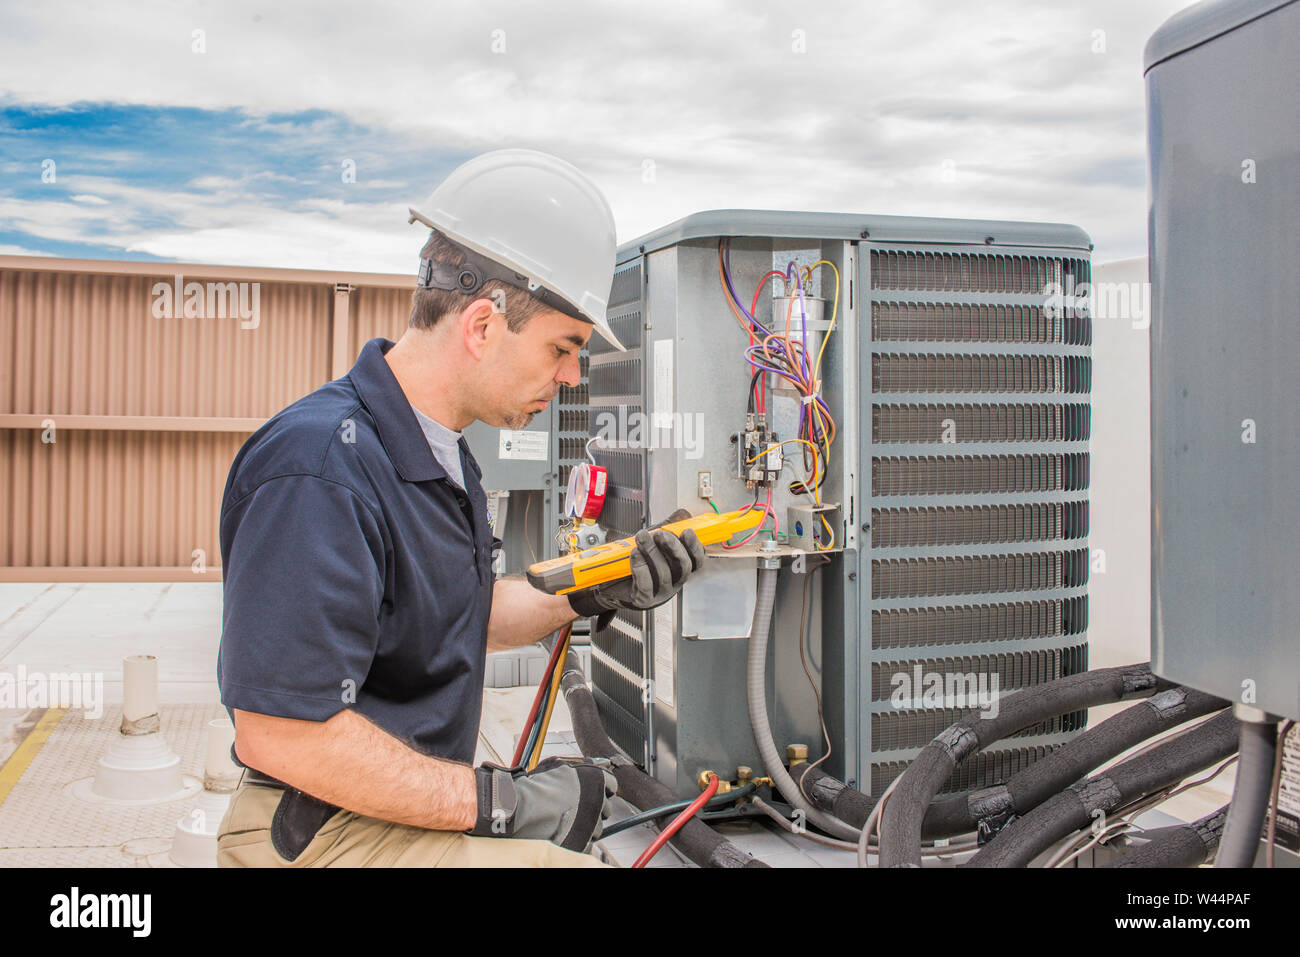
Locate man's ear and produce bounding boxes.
[461,298,500,360]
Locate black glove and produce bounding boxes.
[567,509,707,620]
[468,756,617,852]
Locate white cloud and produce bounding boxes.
[0,0,1197,266]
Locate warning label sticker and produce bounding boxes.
[1275,724,1300,853]
[653,597,676,708]
[498,430,548,461]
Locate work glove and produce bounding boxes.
[567,508,707,620]
[468,756,618,852]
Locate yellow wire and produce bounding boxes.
[745,437,820,465]
[528,632,569,771]
[817,514,836,549]
[805,260,840,388]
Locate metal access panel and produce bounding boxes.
[584,210,1093,800]
[1146,0,1300,721]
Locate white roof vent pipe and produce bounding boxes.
[169,718,238,868]
[71,655,200,805]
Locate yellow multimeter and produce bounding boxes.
[526,508,765,595]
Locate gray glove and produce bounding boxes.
[567,509,707,619]
[469,756,617,852]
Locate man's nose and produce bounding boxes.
[557,350,582,388]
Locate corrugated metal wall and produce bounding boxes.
[0,256,414,581]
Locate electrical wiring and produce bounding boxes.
[796,555,835,798]
[522,493,536,563]
[1046,754,1240,868]
[805,259,840,390]
[718,239,839,504]
[858,776,901,868]
[717,241,769,339]
[705,498,721,514]
[748,269,789,414]
[752,797,978,857]
[716,240,842,555]
[633,773,720,868]
[721,489,776,549]
[1051,819,1148,869]
[777,457,836,551]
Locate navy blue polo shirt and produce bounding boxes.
[217,337,499,765]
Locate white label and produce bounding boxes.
[498,429,548,461]
[653,596,676,707]
[653,338,673,431]
[1277,724,1300,852]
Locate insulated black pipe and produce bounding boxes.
[793,763,877,829]
[1104,805,1228,868]
[795,686,1225,839]
[965,708,1239,868]
[879,662,1172,867]
[924,686,1227,837]
[1215,716,1279,868]
[558,651,768,869]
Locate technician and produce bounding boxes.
[215,150,706,867]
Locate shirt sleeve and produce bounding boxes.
[218,474,387,722]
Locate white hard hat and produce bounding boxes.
[408,149,625,352]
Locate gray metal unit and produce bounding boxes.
[579,210,1093,800]
[585,258,653,766]
[463,409,560,579]
[1146,0,1300,720]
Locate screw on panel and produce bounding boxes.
[848,572,857,581]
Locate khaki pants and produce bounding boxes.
[216,778,609,868]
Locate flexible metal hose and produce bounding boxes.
[747,565,860,842]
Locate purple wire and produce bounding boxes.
[721,240,770,336]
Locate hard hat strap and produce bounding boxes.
[417,232,588,326]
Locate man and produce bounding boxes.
[215,150,706,867]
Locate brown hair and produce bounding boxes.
[409,231,555,332]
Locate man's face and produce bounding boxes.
[478,306,592,430]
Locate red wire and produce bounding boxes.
[632,773,720,868]
[510,624,571,768]
[750,270,787,416]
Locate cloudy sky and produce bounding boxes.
[0,0,1195,272]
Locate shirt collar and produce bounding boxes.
[348,337,454,484]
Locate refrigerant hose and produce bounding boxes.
[878,662,1174,867]
[965,708,1239,868]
